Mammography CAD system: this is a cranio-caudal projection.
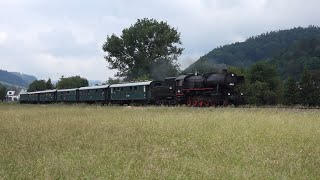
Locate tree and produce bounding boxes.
[28,80,47,92]
[247,81,276,105]
[0,84,7,102]
[56,76,88,89]
[299,67,319,106]
[106,77,122,85]
[247,62,282,105]
[102,18,183,80]
[283,77,300,105]
[46,78,54,89]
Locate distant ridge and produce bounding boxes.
[0,69,36,88]
[183,26,320,79]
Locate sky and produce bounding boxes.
[0,0,320,81]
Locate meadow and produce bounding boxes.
[0,103,319,179]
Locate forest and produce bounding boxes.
[184,26,320,76]
[182,26,320,106]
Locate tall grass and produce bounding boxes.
[0,104,319,179]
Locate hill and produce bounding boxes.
[10,72,37,85]
[272,37,320,80]
[0,69,36,88]
[183,26,320,79]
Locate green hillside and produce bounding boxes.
[272,37,320,80]
[0,69,36,88]
[10,72,37,85]
[183,26,320,79]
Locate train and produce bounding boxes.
[19,70,245,107]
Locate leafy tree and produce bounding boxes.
[28,80,47,92]
[247,81,276,105]
[228,66,248,76]
[46,78,55,89]
[0,84,7,102]
[56,76,88,89]
[102,18,183,80]
[247,62,282,105]
[299,67,319,106]
[106,77,122,85]
[283,77,300,105]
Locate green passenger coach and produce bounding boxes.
[38,89,57,103]
[78,85,110,103]
[28,91,40,103]
[109,81,154,104]
[19,92,29,103]
[56,88,78,102]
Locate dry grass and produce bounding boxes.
[0,103,319,179]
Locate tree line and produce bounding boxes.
[27,76,88,92]
[0,84,7,102]
[231,62,319,106]
[185,26,320,74]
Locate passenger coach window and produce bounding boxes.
[134,86,137,91]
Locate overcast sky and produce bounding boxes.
[0,0,319,81]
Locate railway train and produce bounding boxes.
[19,70,245,107]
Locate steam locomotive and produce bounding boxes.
[20,70,245,107]
[152,70,245,106]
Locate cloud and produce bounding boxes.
[0,31,8,44]
[1,0,320,81]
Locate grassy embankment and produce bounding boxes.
[0,104,319,179]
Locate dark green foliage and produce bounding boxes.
[46,78,54,89]
[228,66,248,77]
[247,62,282,105]
[56,76,88,89]
[247,81,277,105]
[283,77,300,105]
[106,77,122,85]
[102,18,183,81]
[0,84,7,102]
[299,68,319,106]
[28,80,47,92]
[272,37,320,80]
[184,26,320,77]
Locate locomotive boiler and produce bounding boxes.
[175,70,244,106]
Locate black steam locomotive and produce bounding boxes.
[20,70,245,107]
[152,70,245,106]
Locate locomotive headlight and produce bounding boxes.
[228,93,231,96]
[177,90,181,93]
[241,93,243,96]
[231,73,234,77]
[229,83,234,86]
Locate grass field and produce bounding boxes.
[0,104,319,179]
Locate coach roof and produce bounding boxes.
[27,89,57,94]
[57,88,78,92]
[79,84,110,90]
[110,81,153,88]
